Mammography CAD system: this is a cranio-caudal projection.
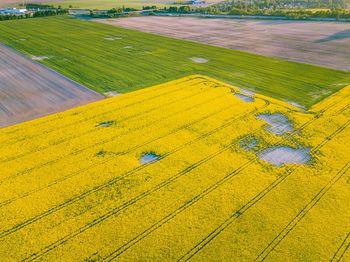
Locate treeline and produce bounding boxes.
[142,5,157,9]
[33,9,69,17]
[165,3,350,19]
[0,9,68,21]
[215,0,348,11]
[90,8,140,18]
[90,6,156,17]
[25,3,55,9]
[226,8,350,18]
[166,6,191,12]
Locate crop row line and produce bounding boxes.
[177,119,350,262]
[0,82,219,184]
[22,92,350,261]
[26,95,328,261]
[0,89,238,209]
[255,161,350,261]
[19,100,271,261]
[0,76,206,149]
[104,99,348,261]
[331,231,350,262]
[0,93,269,242]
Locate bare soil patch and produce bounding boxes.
[96,16,350,70]
[0,43,104,129]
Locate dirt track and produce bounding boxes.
[0,43,104,128]
[96,16,350,71]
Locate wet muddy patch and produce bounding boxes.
[105,37,123,40]
[96,121,115,127]
[240,135,259,153]
[191,57,209,63]
[104,91,122,97]
[140,152,161,164]
[234,93,254,103]
[258,146,311,166]
[256,113,293,136]
[32,56,52,61]
[239,88,255,96]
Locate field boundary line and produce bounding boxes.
[0,41,103,98]
[0,83,223,185]
[0,71,202,136]
[0,79,207,162]
[0,90,238,209]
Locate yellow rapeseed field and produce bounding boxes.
[0,75,349,261]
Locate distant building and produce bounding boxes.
[0,8,27,15]
[191,0,206,4]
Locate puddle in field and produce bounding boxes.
[105,37,123,40]
[104,91,122,97]
[240,136,259,152]
[191,57,208,63]
[239,88,255,96]
[140,153,161,164]
[32,56,52,61]
[286,101,303,109]
[259,146,311,166]
[124,46,133,49]
[256,113,293,136]
[234,93,254,103]
[96,121,114,127]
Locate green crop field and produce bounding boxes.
[0,16,349,108]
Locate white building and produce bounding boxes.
[0,8,27,15]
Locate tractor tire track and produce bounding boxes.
[0,97,270,242]
[0,89,238,209]
[0,79,209,163]
[0,83,223,186]
[331,232,350,262]
[103,100,347,260]
[254,161,350,261]
[22,97,350,261]
[177,119,350,262]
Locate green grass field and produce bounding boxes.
[0,16,349,108]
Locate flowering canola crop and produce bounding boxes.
[0,75,349,261]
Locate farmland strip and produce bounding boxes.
[0,96,269,242]
[254,162,350,261]
[177,119,350,262]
